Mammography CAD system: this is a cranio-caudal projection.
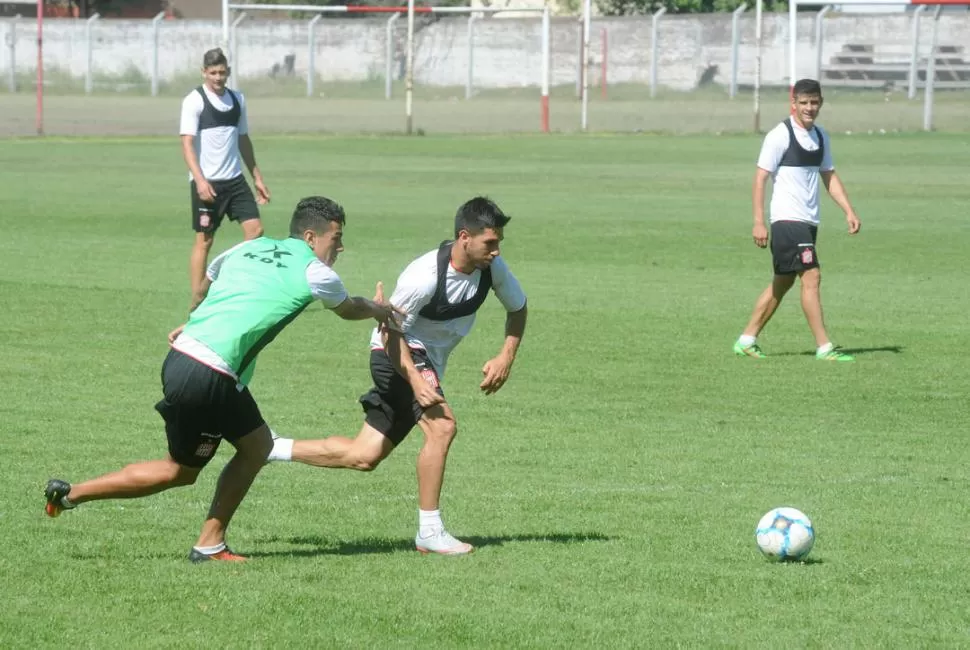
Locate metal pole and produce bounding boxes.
[151,11,164,97]
[466,14,477,99]
[405,0,415,134]
[36,0,42,135]
[650,7,666,98]
[601,26,607,100]
[923,5,942,131]
[385,13,399,99]
[229,11,246,90]
[581,0,591,130]
[7,15,18,93]
[222,0,230,51]
[908,5,926,100]
[730,3,747,99]
[85,13,100,94]
[576,16,582,98]
[541,4,550,133]
[788,0,797,91]
[814,5,831,83]
[754,0,762,131]
[307,14,322,97]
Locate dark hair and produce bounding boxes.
[454,196,510,237]
[792,78,822,98]
[202,48,228,68]
[289,196,346,237]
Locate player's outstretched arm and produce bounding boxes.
[480,303,527,395]
[332,295,400,325]
[821,170,861,235]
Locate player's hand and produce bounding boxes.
[373,281,405,330]
[480,354,513,395]
[752,223,769,248]
[195,179,217,203]
[846,213,861,235]
[413,380,445,408]
[253,175,271,205]
[167,324,185,344]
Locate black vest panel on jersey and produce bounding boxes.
[417,241,493,321]
[196,86,241,131]
[778,119,824,167]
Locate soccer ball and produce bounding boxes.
[755,507,815,562]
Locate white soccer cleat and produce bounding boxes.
[415,529,474,555]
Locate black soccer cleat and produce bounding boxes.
[44,479,74,518]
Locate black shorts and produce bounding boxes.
[359,348,445,446]
[190,174,260,233]
[770,220,820,275]
[154,349,266,468]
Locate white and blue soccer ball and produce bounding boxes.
[755,507,815,561]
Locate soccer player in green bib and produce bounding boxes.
[43,196,401,562]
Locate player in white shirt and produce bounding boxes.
[734,79,862,362]
[180,48,271,310]
[269,197,528,555]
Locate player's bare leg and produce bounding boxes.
[45,457,200,517]
[193,424,273,558]
[414,403,472,555]
[240,218,264,240]
[800,268,854,361]
[799,268,829,347]
[286,423,394,471]
[743,274,796,338]
[189,231,215,308]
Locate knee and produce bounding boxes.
[428,419,457,445]
[164,463,199,487]
[242,220,264,239]
[352,454,382,472]
[800,270,821,291]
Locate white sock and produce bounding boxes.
[738,334,757,347]
[268,436,294,462]
[61,495,76,509]
[419,509,443,537]
[817,342,834,355]
[192,542,226,555]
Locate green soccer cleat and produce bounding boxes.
[816,346,855,362]
[734,341,766,358]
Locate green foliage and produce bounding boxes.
[596,0,789,16]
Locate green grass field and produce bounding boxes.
[2,132,970,647]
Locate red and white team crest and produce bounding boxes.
[801,248,814,265]
[199,213,211,228]
[421,369,440,389]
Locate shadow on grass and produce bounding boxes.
[772,345,903,358]
[247,531,613,558]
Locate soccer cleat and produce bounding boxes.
[816,346,854,362]
[415,529,474,556]
[733,341,767,358]
[188,547,248,563]
[44,479,75,518]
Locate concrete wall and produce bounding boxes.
[2,12,969,92]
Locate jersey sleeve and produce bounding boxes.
[306,260,349,309]
[756,125,788,173]
[205,241,249,281]
[179,92,202,136]
[236,92,249,136]
[818,127,834,171]
[490,257,527,312]
[387,265,437,333]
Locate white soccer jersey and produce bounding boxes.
[369,248,527,378]
[179,86,249,182]
[757,118,835,225]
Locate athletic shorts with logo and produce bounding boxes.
[154,348,265,467]
[770,220,819,275]
[190,174,260,233]
[359,348,445,446]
